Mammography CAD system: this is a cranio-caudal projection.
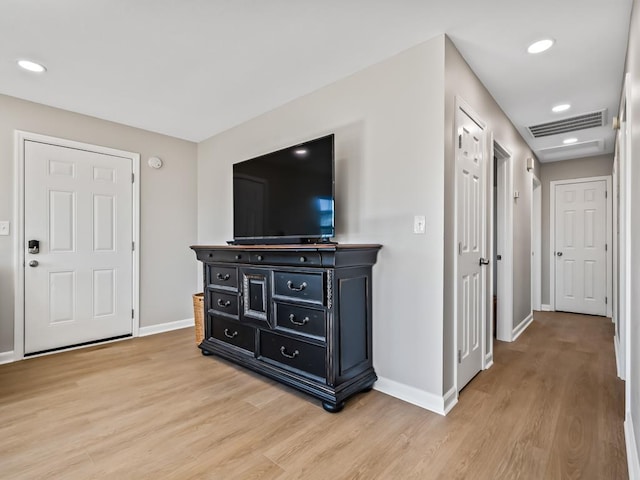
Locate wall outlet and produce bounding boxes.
[0,221,9,236]
[413,215,426,234]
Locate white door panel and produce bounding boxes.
[554,180,607,315]
[24,141,133,354]
[456,106,486,391]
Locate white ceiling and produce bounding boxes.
[0,1,632,162]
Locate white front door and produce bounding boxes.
[24,140,134,354]
[456,105,486,391]
[554,180,607,316]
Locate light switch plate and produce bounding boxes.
[0,221,9,236]
[413,215,426,234]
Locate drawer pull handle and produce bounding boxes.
[235,254,242,260]
[257,255,264,261]
[216,273,230,281]
[287,280,307,292]
[224,329,238,339]
[289,314,310,326]
[280,346,299,359]
[217,299,232,308]
[299,256,306,262]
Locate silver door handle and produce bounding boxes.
[556,252,563,257]
[28,260,39,267]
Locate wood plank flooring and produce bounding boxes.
[0,311,627,479]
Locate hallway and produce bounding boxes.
[456,310,627,478]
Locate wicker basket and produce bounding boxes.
[192,293,205,345]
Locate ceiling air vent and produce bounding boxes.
[537,139,605,162]
[527,109,607,138]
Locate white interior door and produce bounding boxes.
[456,105,486,391]
[554,180,607,316]
[24,140,133,354]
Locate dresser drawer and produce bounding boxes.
[259,331,325,379]
[208,265,238,290]
[274,302,325,340]
[201,250,248,263]
[250,251,322,266]
[208,290,238,318]
[273,271,324,304]
[211,317,255,353]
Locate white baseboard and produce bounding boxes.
[541,304,553,311]
[484,352,494,369]
[626,413,640,480]
[614,335,625,380]
[374,376,454,416]
[443,386,458,414]
[512,312,534,341]
[0,351,15,365]
[138,318,194,337]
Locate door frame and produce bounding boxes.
[549,175,612,316]
[492,139,514,342]
[531,174,542,311]
[616,72,631,386]
[13,131,140,360]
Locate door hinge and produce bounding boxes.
[605,190,608,198]
[458,242,462,255]
[132,241,135,251]
[605,243,608,251]
[605,297,608,305]
[458,134,462,149]
[131,309,135,318]
[132,173,135,183]
[458,349,462,364]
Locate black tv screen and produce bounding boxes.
[233,134,335,244]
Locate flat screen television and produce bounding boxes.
[232,134,335,245]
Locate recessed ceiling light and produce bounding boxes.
[552,104,571,113]
[293,148,307,156]
[563,138,578,145]
[17,59,46,73]
[527,39,554,54]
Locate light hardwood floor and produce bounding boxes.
[0,311,627,479]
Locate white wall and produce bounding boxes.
[443,37,539,392]
[539,154,614,306]
[198,38,448,403]
[0,94,199,354]
[623,0,640,473]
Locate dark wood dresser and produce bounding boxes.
[190,244,381,412]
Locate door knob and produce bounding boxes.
[479,258,490,266]
[28,260,39,267]
[557,251,563,257]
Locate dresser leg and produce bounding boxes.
[361,383,374,393]
[322,401,345,413]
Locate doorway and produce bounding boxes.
[550,177,612,316]
[531,175,542,311]
[493,141,513,342]
[14,132,140,358]
[454,98,487,391]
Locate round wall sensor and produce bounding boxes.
[148,156,163,169]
